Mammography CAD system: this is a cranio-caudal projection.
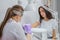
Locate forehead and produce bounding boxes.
[13,8,22,11]
[40,8,44,10]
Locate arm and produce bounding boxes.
[23,24,31,40]
[10,24,27,40]
[32,21,40,28]
[52,19,58,40]
[2,23,27,40]
[26,34,31,40]
[12,24,31,40]
[52,29,56,40]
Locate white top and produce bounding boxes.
[2,18,27,40]
[40,19,58,37]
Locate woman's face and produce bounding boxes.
[40,8,46,18]
[15,11,23,22]
[16,15,21,21]
[12,9,23,22]
[13,15,22,22]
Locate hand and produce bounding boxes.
[23,24,32,34]
[26,34,31,40]
[52,38,56,40]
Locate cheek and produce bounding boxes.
[41,12,46,17]
[18,16,21,19]
[19,17,21,20]
[16,16,20,20]
[43,13,46,16]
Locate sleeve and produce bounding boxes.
[2,23,27,40]
[11,23,27,40]
[52,19,58,30]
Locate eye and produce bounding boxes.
[41,10,45,12]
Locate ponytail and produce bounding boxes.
[0,8,12,37]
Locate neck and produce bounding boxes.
[44,17,49,21]
[12,18,18,22]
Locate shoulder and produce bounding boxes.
[50,19,57,23]
[50,19,58,27]
[6,21,19,27]
[4,21,20,31]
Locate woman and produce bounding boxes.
[32,6,57,40]
[0,5,31,40]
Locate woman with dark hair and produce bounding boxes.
[38,6,54,23]
[32,6,57,40]
[0,5,31,40]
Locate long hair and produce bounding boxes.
[0,5,24,37]
[38,6,54,23]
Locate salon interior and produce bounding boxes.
[0,0,60,40]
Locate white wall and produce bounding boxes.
[21,11,39,24]
[57,0,60,34]
[0,0,18,23]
